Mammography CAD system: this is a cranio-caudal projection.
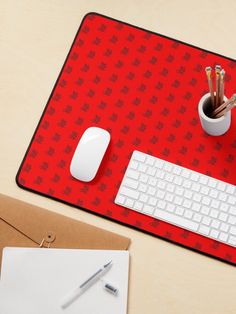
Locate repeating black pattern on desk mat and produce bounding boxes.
[17,13,236,265]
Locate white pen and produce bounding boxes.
[61,260,112,309]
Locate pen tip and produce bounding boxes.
[104,260,112,268]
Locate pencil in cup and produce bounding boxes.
[205,66,214,108]
[215,65,221,109]
[211,94,236,118]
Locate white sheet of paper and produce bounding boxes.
[0,248,129,314]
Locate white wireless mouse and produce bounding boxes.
[70,127,110,182]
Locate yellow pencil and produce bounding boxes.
[205,66,214,108]
[219,69,225,106]
[215,65,221,109]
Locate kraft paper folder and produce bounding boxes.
[0,193,130,269]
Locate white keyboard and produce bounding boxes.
[115,150,236,247]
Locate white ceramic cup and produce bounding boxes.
[198,93,231,136]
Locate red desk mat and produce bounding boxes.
[17,13,236,265]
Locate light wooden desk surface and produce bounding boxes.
[0,1,236,313]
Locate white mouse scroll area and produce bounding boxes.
[70,127,110,182]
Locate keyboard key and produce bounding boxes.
[193,213,202,222]
[210,229,219,239]
[120,187,139,199]
[163,163,173,172]
[199,176,208,185]
[217,182,226,192]
[176,206,184,216]
[198,225,210,235]
[157,200,166,210]
[153,209,198,231]
[138,183,148,193]
[149,177,157,186]
[218,212,228,222]
[209,189,218,198]
[183,199,192,209]
[192,202,201,212]
[200,186,209,195]
[182,169,190,178]
[134,201,143,211]
[219,203,229,212]
[228,236,236,246]
[211,200,220,209]
[140,174,148,183]
[146,156,155,166]
[148,197,158,207]
[219,192,227,202]
[190,172,199,182]
[166,183,175,193]
[209,209,219,218]
[184,190,193,199]
[184,210,193,219]
[166,203,175,212]
[173,166,181,175]
[156,190,165,199]
[155,159,164,168]
[138,163,147,173]
[229,206,236,215]
[165,173,174,182]
[211,219,220,229]
[129,160,139,169]
[176,187,184,196]
[230,226,236,236]
[147,167,156,176]
[228,196,236,205]
[219,232,228,242]
[116,195,125,205]
[125,198,134,208]
[228,215,236,225]
[124,178,139,189]
[226,185,235,195]
[174,196,183,206]
[147,186,156,196]
[208,178,217,188]
[201,206,210,215]
[220,222,229,233]
[139,193,148,203]
[192,183,200,192]
[157,180,166,189]
[193,194,202,203]
[165,193,174,202]
[133,151,146,162]
[202,216,211,226]
[183,180,191,188]
[127,169,139,180]
[156,169,165,179]
[202,196,210,206]
[143,205,154,215]
[173,176,183,186]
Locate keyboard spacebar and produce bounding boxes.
[154,210,198,232]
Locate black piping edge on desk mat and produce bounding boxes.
[16,12,236,266]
